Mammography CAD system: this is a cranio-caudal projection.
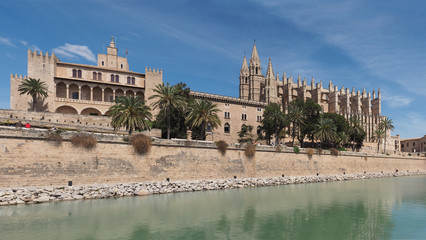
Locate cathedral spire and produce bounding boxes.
[240,55,249,75]
[249,41,261,75]
[266,58,274,80]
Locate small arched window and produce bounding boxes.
[93,72,97,80]
[98,72,102,80]
[115,75,119,83]
[127,77,131,84]
[72,69,77,77]
[224,123,230,133]
[121,64,123,69]
[132,77,135,85]
[77,70,82,78]
[111,74,114,82]
[101,61,104,66]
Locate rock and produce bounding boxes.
[34,195,50,203]
[137,189,150,196]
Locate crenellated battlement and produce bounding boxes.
[145,67,163,76]
[28,49,59,63]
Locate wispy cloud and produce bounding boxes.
[383,95,412,108]
[52,43,96,63]
[0,37,15,47]
[20,40,28,46]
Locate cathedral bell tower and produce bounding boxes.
[248,42,263,101]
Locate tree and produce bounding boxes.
[347,117,366,151]
[379,117,394,154]
[238,124,254,143]
[108,96,152,134]
[300,99,322,147]
[149,83,187,139]
[152,83,192,139]
[261,103,287,145]
[314,116,337,148]
[335,131,348,148]
[286,101,305,146]
[18,78,48,111]
[372,128,385,153]
[186,99,221,140]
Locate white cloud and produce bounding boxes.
[20,40,28,46]
[52,43,96,63]
[0,37,15,47]
[383,95,412,108]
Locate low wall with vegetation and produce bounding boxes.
[0,128,424,188]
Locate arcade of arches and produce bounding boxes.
[55,82,144,115]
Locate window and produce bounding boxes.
[224,123,230,133]
[121,64,123,69]
[257,108,262,112]
[257,116,262,122]
[224,112,230,119]
[111,74,114,82]
[98,72,102,80]
[102,61,104,66]
[127,77,131,84]
[77,70,82,78]
[224,103,230,107]
[132,77,135,85]
[241,114,247,120]
[115,75,119,83]
[242,106,246,109]
[401,144,404,148]
[93,72,97,80]
[245,77,248,84]
[72,69,77,77]
[72,92,79,100]
[413,142,415,146]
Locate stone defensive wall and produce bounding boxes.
[0,127,424,189]
[0,109,115,132]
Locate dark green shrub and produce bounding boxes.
[131,134,151,155]
[71,134,97,149]
[216,140,228,155]
[293,146,300,154]
[245,144,256,158]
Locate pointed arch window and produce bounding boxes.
[77,70,82,78]
[115,75,119,83]
[224,123,230,133]
[72,69,77,77]
[132,77,135,85]
[111,74,114,82]
[93,72,97,80]
[98,72,102,80]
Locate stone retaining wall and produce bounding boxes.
[0,131,424,189]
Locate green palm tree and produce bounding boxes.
[286,103,305,145]
[108,96,152,134]
[149,83,187,139]
[372,128,385,153]
[186,99,221,140]
[347,117,364,151]
[379,117,394,153]
[335,131,348,148]
[314,116,337,148]
[18,78,48,111]
[264,103,287,146]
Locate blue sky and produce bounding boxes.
[0,0,425,139]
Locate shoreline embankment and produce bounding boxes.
[1,171,424,206]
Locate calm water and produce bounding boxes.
[0,176,425,240]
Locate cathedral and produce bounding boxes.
[237,43,383,142]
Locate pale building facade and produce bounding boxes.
[10,40,387,145]
[10,38,163,116]
[401,135,426,153]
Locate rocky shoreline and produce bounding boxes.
[0,171,425,206]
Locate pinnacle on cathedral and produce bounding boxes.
[240,55,249,75]
[249,42,261,75]
[265,58,274,80]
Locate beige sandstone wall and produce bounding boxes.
[0,136,424,188]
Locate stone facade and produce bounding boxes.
[10,38,163,116]
[10,40,388,144]
[401,135,426,153]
